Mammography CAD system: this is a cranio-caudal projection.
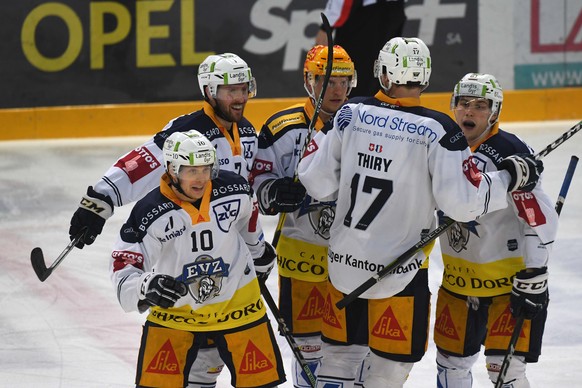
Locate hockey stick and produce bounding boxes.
[259,281,317,387]
[495,154,579,388]
[336,120,582,309]
[30,229,85,282]
[272,12,334,249]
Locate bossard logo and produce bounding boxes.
[213,199,241,232]
[239,340,273,374]
[146,339,181,375]
[297,286,325,320]
[371,306,407,340]
[435,305,460,340]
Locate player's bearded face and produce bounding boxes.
[212,84,249,123]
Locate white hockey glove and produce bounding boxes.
[258,177,307,215]
[69,186,114,248]
[510,267,548,319]
[254,242,276,283]
[498,153,543,192]
[138,273,188,312]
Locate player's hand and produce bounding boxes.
[69,186,114,248]
[258,177,307,215]
[510,267,548,319]
[254,242,276,283]
[499,153,543,192]
[138,273,188,310]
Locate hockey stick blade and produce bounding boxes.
[495,154,579,388]
[31,247,50,282]
[30,230,85,282]
[336,121,582,309]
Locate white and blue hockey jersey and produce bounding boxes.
[298,93,513,299]
[438,124,559,297]
[110,170,267,331]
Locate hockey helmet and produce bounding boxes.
[451,73,503,121]
[163,130,219,179]
[197,53,257,99]
[304,45,357,82]
[374,37,431,91]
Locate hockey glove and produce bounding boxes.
[510,267,549,319]
[254,242,276,283]
[258,177,307,215]
[498,153,543,192]
[138,273,188,311]
[69,186,114,248]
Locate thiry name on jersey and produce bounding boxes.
[439,125,559,298]
[298,92,514,299]
[251,99,333,282]
[94,101,258,207]
[111,170,267,332]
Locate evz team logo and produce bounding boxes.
[213,199,241,232]
[178,255,230,303]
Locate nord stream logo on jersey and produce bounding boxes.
[213,199,241,232]
[355,111,438,143]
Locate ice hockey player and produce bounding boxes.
[251,44,359,387]
[296,37,544,387]
[110,130,285,387]
[434,73,558,388]
[69,52,259,386]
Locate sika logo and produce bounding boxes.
[239,341,273,374]
[489,305,524,338]
[435,305,460,340]
[297,287,325,320]
[146,340,180,375]
[371,306,407,340]
[322,294,342,328]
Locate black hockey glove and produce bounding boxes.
[498,153,543,192]
[69,186,114,248]
[510,267,549,319]
[258,177,307,215]
[254,242,276,283]
[138,273,188,311]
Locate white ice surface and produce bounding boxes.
[1,120,581,387]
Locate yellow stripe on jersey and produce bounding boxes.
[441,254,525,297]
[277,233,328,282]
[147,279,266,331]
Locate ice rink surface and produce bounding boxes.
[1,120,581,387]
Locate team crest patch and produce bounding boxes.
[177,255,230,304]
[446,222,470,253]
[212,199,241,232]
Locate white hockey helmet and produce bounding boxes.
[451,73,503,122]
[197,53,257,99]
[163,130,219,179]
[374,37,431,91]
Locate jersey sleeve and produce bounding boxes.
[323,0,352,28]
[428,123,512,222]
[110,209,154,313]
[297,127,342,201]
[510,177,559,268]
